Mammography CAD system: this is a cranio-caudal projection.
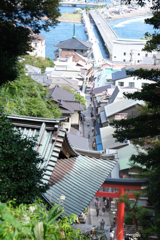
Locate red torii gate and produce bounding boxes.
[95,178,147,240]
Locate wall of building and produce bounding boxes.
[71,111,79,126]
[61,50,86,62]
[63,118,71,132]
[114,76,155,89]
[30,39,45,58]
[108,105,140,123]
[112,39,153,64]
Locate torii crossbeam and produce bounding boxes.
[95,178,147,240]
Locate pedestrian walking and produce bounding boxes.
[102,204,106,216]
[109,225,114,240]
[96,198,101,208]
[91,111,93,118]
[83,115,85,121]
[96,205,100,218]
[92,126,94,132]
[89,102,92,108]
[113,215,116,228]
[87,120,90,127]
[88,131,90,139]
[92,141,96,150]
[100,219,105,230]
[104,199,107,210]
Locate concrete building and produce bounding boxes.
[112,38,157,65]
[112,68,155,89]
[54,35,93,60]
[26,27,45,58]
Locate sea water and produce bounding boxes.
[108,15,155,39]
[41,6,155,60]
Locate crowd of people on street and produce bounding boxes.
[88,197,117,239]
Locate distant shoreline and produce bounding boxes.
[106,10,152,22]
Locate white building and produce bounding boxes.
[26,27,46,58]
[112,38,155,64]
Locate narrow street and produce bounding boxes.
[73,90,117,239]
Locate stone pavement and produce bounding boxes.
[74,90,117,239]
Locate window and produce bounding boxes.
[118,82,124,86]
[137,60,140,63]
[35,43,37,47]
[114,56,116,58]
[74,49,76,52]
[142,83,148,87]
[73,55,76,58]
[123,59,126,62]
[124,52,126,56]
[138,53,140,56]
[81,50,83,53]
[65,55,69,58]
[145,53,148,57]
[129,82,135,87]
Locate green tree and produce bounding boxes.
[111,0,160,235]
[22,55,54,74]
[0,112,50,205]
[0,0,60,86]
[0,74,62,118]
[119,192,156,239]
[85,5,91,12]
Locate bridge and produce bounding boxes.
[90,10,118,58]
[59,1,105,6]
[82,12,104,65]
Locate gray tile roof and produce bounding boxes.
[107,86,120,104]
[93,84,115,95]
[67,133,89,150]
[58,100,74,114]
[54,38,92,50]
[29,73,52,86]
[51,85,75,101]
[65,101,84,111]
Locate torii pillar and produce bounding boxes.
[95,180,144,240]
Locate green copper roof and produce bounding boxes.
[72,23,76,39]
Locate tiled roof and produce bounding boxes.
[65,101,84,111]
[93,85,115,95]
[54,38,92,50]
[50,85,75,101]
[104,98,144,118]
[44,155,116,216]
[8,114,116,216]
[100,126,129,149]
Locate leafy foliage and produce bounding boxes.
[112,0,160,235]
[0,0,60,85]
[119,193,156,240]
[22,55,54,74]
[0,199,82,239]
[0,113,49,205]
[0,73,61,118]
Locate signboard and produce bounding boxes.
[115,113,128,120]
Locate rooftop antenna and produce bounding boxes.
[72,23,76,39]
